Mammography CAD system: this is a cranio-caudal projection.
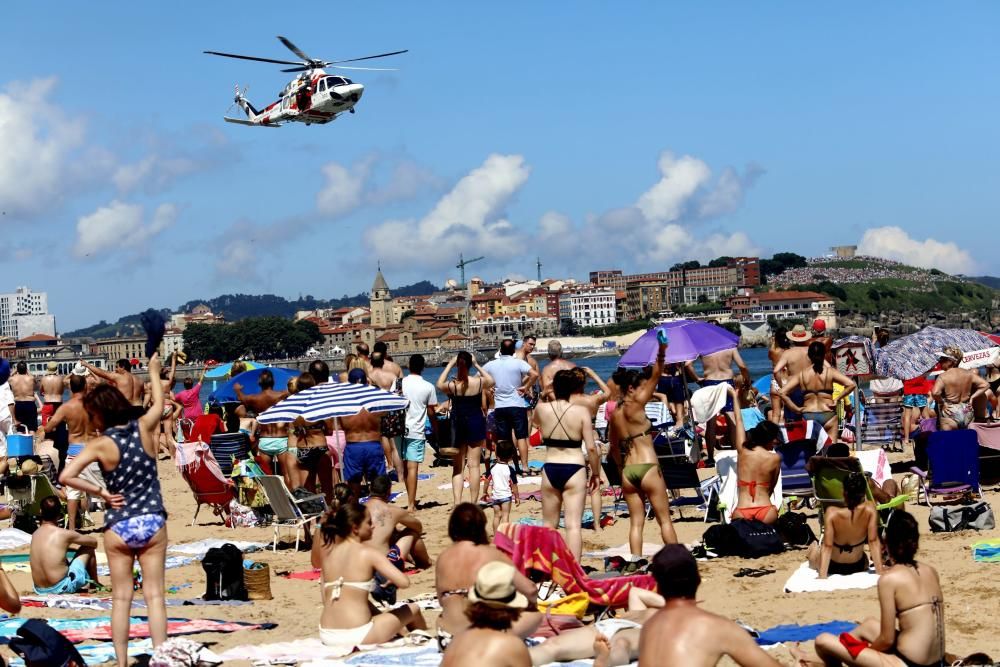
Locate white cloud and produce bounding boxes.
[636,152,711,223]
[74,201,177,258]
[366,159,442,205]
[0,78,86,217]
[316,157,373,216]
[364,154,531,266]
[113,155,199,193]
[857,226,979,274]
[696,163,766,219]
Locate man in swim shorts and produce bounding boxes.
[364,475,432,569]
[9,362,39,431]
[638,545,781,667]
[236,370,292,485]
[30,495,102,594]
[340,368,388,495]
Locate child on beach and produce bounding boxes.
[484,440,519,532]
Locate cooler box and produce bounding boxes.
[6,431,34,457]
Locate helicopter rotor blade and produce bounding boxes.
[329,49,408,64]
[277,35,315,63]
[332,65,398,71]
[204,50,303,67]
[280,66,312,73]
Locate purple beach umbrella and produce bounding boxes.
[618,319,740,368]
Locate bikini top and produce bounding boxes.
[543,403,582,449]
[439,588,468,600]
[619,422,655,449]
[833,539,867,553]
[324,577,376,602]
[801,369,834,397]
[737,479,771,501]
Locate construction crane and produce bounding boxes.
[456,253,484,289]
[536,257,542,283]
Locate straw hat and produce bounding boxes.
[467,562,528,609]
[787,324,813,343]
[46,361,59,373]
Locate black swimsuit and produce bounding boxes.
[542,405,584,492]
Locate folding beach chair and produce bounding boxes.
[658,453,706,519]
[859,399,903,451]
[176,440,235,526]
[644,401,672,429]
[910,430,983,505]
[808,456,907,527]
[594,404,609,441]
[601,459,627,517]
[776,439,818,503]
[208,432,250,477]
[256,475,325,551]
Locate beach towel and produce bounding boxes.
[168,539,267,557]
[360,491,405,504]
[854,449,891,487]
[782,562,880,593]
[970,422,1000,451]
[756,621,857,646]
[690,384,729,425]
[0,529,32,551]
[219,637,425,664]
[495,523,656,607]
[9,640,153,667]
[582,543,663,559]
[716,451,782,523]
[972,539,1000,563]
[0,616,273,643]
[20,595,252,610]
[98,555,193,577]
[281,568,322,581]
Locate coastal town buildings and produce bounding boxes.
[559,290,618,328]
[0,286,56,339]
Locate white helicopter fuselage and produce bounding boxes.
[231,70,365,127]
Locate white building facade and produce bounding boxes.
[559,290,618,328]
[0,287,56,339]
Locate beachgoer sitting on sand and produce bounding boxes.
[795,510,945,667]
[638,544,782,667]
[312,499,426,647]
[609,336,678,559]
[529,587,664,667]
[364,475,431,570]
[532,369,599,560]
[933,346,989,430]
[441,561,532,667]
[29,495,102,594]
[435,503,539,651]
[730,394,781,525]
[808,471,884,578]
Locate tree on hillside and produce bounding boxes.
[708,256,733,268]
[670,260,701,272]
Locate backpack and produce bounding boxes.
[730,519,785,558]
[703,523,740,557]
[202,543,248,601]
[9,618,86,667]
[291,487,326,516]
[775,511,817,548]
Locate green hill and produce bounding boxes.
[967,276,1000,290]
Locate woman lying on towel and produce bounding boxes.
[435,503,539,651]
[731,394,781,525]
[807,471,884,578]
[794,510,945,667]
[312,499,427,648]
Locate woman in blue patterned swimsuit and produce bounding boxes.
[60,353,169,667]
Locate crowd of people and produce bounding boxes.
[770,255,963,287]
[0,314,995,666]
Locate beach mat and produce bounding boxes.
[217,637,428,663]
[9,639,154,667]
[782,562,879,593]
[0,529,32,552]
[98,555,193,577]
[583,543,663,559]
[21,595,251,610]
[972,538,1000,562]
[755,621,857,646]
[168,539,267,557]
[0,616,274,644]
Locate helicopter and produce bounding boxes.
[204,36,406,127]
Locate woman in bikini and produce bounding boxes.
[609,336,679,558]
[532,370,599,560]
[779,341,856,442]
[730,396,781,524]
[287,373,333,494]
[768,327,792,422]
[808,472,884,578]
[436,352,495,505]
[932,347,989,431]
[59,353,170,667]
[312,499,426,648]
[798,510,945,667]
[434,503,538,652]
[567,367,613,533]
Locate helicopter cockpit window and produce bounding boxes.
[326,76,347,87]
[317,79,327,92]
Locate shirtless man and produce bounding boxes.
[9,362,40,431]
[43,374,103,530]
[84,359,144,406]
[933,347,989,430]
[364,475,431,569]
[539,340,576,401]
[373,341,404,380]
[39,362,66,425]
[638,545,781,667]
[30,495,102,594]
[339,368,387,495]
[515,335,541,411]
[771,324,815,423]
[356,342,371,371]
[686,347,750,464]
[235,370,293,486]
[369,351,406,483]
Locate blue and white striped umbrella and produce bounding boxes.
[257,382,409,424]
[873,327,996,380]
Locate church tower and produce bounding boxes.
[370,265,392,329]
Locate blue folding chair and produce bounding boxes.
[208,432,251,477]
[776,438,818,501]
[910,430,982,504]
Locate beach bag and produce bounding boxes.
[291,487,325,516]
[730,519,785,558]
[202,543,248,601]
[243,562,272,600]
[9,618,85,667]
[775,511,817,548]
[929,502,995,532]
[535,592,590,619]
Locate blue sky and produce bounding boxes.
[2,3,998,330]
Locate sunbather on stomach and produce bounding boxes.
[730,393,781,525]
[807,471,884,578]
[609,338,678,559]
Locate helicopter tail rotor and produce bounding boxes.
[227,84,257,119]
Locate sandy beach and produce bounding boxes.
[2,442,998,666]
